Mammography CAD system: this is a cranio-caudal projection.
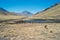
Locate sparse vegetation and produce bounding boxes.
[0,3,60,40]
[0,23,60,40]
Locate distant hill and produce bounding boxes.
[19,11,33,16]
[0,8,8,12]
[29,3,60,19]
[0,8,33,16]
[0,8,18,15]
[0,8,9,15]
[0,8,25,20]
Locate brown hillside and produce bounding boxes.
[29,3,60,19]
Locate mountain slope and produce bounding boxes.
[0,8,20,16]
[30,3,60,19]
[0,8,9,15]
[0,8,24,20]
[19,11,33,16]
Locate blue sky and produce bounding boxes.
[0,0,60,14]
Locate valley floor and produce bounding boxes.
[0,23,60,40]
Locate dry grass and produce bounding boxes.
[0,23,60,40]
[0,3,60,40]
[28,4,60,19]
[0,15,24,20]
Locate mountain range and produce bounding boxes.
[0,2,60,19]
[0,8,33,16]
[29,3,60,19]
[20,11,33,16]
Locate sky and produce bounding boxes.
[0,0,60,14]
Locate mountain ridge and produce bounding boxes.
[29,2,60,19]
[19,11,33,16]
[0,8,33,16]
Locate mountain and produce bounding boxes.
[0,8,25,20]
[30,3,60,19]
[0,8,18,15]
[0,8,33,16]
[19,11,33,16]
[0,8,8,12]
[0,8,9,15]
